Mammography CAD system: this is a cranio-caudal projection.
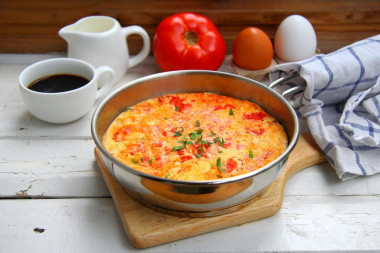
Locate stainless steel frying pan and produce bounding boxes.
[91,70,299,217]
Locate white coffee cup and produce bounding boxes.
[19,58,115,124]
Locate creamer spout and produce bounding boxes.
[58,24,79,43]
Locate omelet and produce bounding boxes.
[102,93,288,181]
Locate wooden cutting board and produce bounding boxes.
[94,133,326,248]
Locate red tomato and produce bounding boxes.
[232,27,273,70]
[226,158,238,172]
[180,155,193,163]
[243,112,267,121]
[113,125,133,142]
[153,12,226,71]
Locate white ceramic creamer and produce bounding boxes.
[59,16,150,83]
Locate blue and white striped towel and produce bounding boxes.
[269,35,380,181]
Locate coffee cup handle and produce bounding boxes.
[122,25,151,69]
[95,66,115,100]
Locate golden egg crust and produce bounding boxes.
[103,93,288,181]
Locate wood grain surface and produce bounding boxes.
[95,133,326,248]
[1,0,379,54]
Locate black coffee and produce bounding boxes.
[28,74,89,93]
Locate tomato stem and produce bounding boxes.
[185,31,199,46]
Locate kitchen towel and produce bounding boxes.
[269,34,380,181]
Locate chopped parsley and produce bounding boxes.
[229,109,234,116]
[178,138,193,146]
[172,145,185,151]
[209,131,217,137]
[172,136,193,151]
[195,146,204,158]
[190,129,204,140]
[214,136,225,146]
[195,153,203,158]
[131,158,139,164]
[173,127,184,137]
[249,150,254,158]
[171,127,226,155]
[216,157,226,172]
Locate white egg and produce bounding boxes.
[274,15,317,62]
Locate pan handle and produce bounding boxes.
[268,71,298,89]
[268,72,305,97]
[282,85,305,97]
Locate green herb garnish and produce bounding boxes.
[178,139,193,146]
[229,109,234,116]
[190,129,204,140]
[216,157,226,172]
[249,150,254,158]
[172,145,185,151]
[196,146,204,158]
[195,120,201,127]
[214,136,225,146]
[173,127,184,137]
[209,131,217,137]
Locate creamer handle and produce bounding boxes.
[122,25,151,68]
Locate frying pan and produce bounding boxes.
[91,70,300,217]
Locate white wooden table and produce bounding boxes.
[1,54,380,252]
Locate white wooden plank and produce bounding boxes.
[0,198,129,253]
[0,139,110,197]
[1,196,379,252]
